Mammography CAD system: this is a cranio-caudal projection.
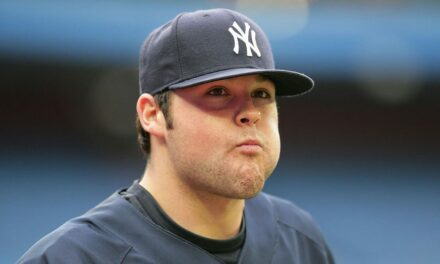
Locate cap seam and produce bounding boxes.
[174,13,185,78]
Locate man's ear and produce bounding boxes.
[136,93,166,138]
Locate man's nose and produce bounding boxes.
[235,99,261,126]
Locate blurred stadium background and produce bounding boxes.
[1,0,439,263]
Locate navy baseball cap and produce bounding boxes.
[139,8,313,96]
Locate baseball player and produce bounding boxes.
[19,8,334,264]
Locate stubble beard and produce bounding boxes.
[171,150,278,200]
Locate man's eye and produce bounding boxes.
[207,87,228,96]
[252,90,271,99]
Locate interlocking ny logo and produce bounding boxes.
[228,21,261,57]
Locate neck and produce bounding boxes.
[139,160,244,240]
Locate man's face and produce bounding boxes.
[164,74,281,199]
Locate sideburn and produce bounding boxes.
[155,90,174,130]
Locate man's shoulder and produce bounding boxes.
[245,193,334,263]
[250,192,327,247]
[18,193,133,263]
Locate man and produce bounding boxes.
[19,8,334,264]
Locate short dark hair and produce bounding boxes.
[136,90,173,158]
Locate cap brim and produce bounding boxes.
[168,68,314,97]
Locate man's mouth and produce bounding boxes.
[236,139,263,154]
